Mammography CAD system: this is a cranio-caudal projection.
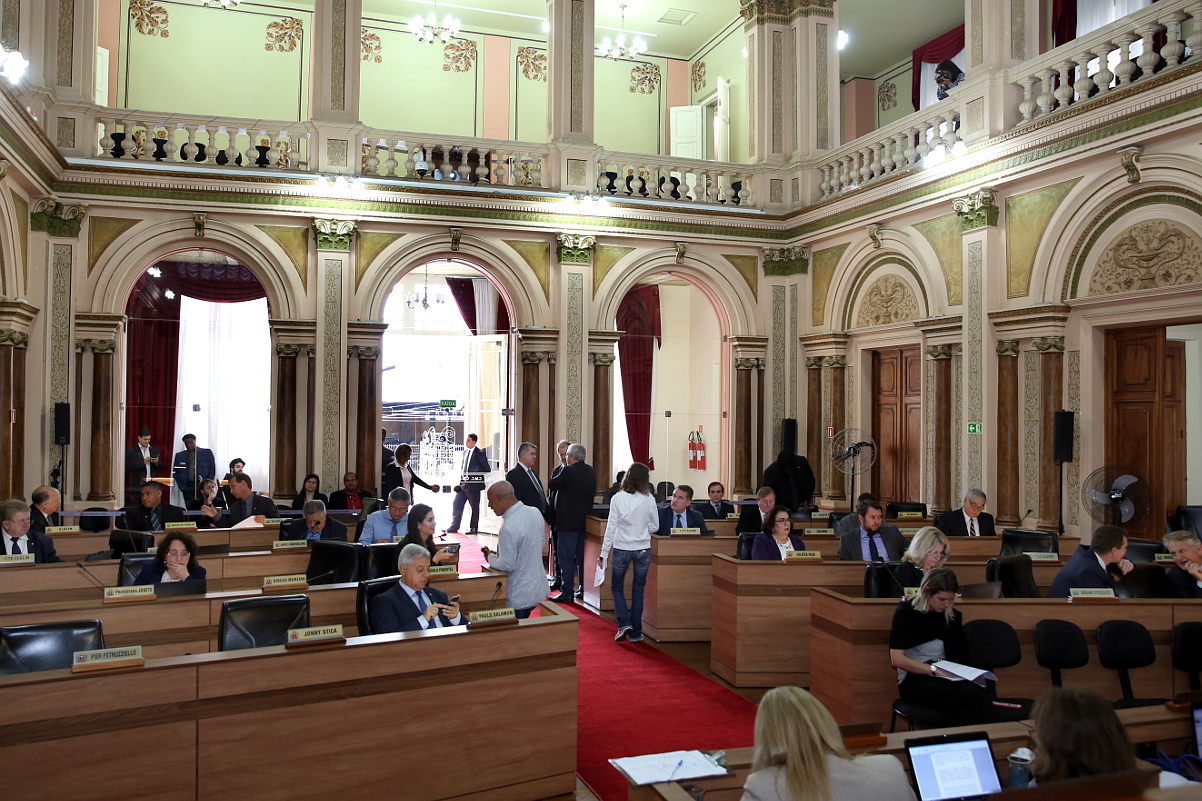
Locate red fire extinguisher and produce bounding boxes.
[688,431,699,469]
[696,426,706,470]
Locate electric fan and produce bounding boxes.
[830,428,877,508]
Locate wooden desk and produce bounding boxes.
[46,525,286,561]
[0,601,577,801]
[810,589,1202,726]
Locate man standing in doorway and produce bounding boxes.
[447,433,490,534]
[172,434,215,508]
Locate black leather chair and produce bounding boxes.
[0,620,104,674]
[985,555,1041,598]
[890,699,959,733]
[366,543,401,580]
[964,619,1034,721]
[998,529,1057,557]
[1034,618,1089,687]
[79,507,112,533]
[885,502,927,519]
[1123,537,1168,564]
[217,595,311,651]
[305,539,363,585]
[654,482,675,505]
[117,553,159,586]
[109,530,155,559]
[828,512,850,529]
[863,561,903,598]
[1113,563,1174,598]
[736,531,758,560]
[356,576,403,635]
[1172,621,1202,692]
[1096,619,1166,708]
[1174,506,1202,538]
[959,581,1002,599]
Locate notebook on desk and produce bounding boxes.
[905,730,1002,801]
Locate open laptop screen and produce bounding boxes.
[906,731,1002,801]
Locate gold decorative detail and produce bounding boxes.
[56,0,74,87]
[965,98,984,133]
[1023,351,1039,519]
[1118,145,1143,184]
[691,61,706,92]
[506,240,552,301]
[356,232,402,289]
[87,217,138,275]
[276,343,302,358]
[517,47,547,81]
[855,274,919,327]
[721,254,759,301]
[914,214,963,305]
[327,139,348,167]
[265,18,304,53]
[449,227,462,252]
[810,244,848,326]
[570,0,584,133]
[193,212,207,237]
[443,39,477,72]
[322,258,343,486]
[1007,179,1078,298]
[805,356,824,369]
[867,223,885,249]
[565,272,583,440]
[56,118,76,149]
[877,81,897,111]
[1089,220,1202,295]
[1032,336,1065,352]
[592,245,633,295]
[361,27,382,63]
[926,345,953,360]
[970,0,983,68]
[772,286,785,429]
[815,23,829,150]
[520,351,545,365]
[257,225,309,289]
[630,63,661,94]
[772,31,783,154]
[675,242,687,264]
[130,0,170,38]
[995,340,1020,357]
[331,0,346,111]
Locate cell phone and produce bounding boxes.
[445,544,460,554]
[450,595,460,603]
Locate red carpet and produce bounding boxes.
[568,604,757,801]
[441,532,486,573]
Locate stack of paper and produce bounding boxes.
[610,750,727,785]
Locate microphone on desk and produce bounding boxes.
[305,568,339,585]
[484,580,503,610]
[75,561,107,590]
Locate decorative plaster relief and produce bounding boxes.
[266,17,304,52]
[855,275,919,327]
[313,218,356,251]
[1012,0,1026,61]
[630,63,661,94]
[517,47,548,81]
[691,61,706,92]
[130,0,169,38]
[815,24,829,150]
[444,39,477,72]
[327,139,348,167]
[970,0,983,68]
[810,244,848,326]
[566,159,586,186]
[56,117,75,149]
[257,225,309,289]
[504,240,550,302]
[331,1,345,109]
[965,240,983,488]
[356,232,401,289]
[965,98,984,134]
[1089,220,1202,295]
[51,245,71,467]
[772,285,785,440]
[763,246,808,276]
[877,81,897,111]
[322,259,343,488]
[2,0,21,50]
[593,245,633,295]
[953,351,962,497]
[556,233,595,264]
[57,0,74,87]
[789,283,798,415]
[566,273,583,441]
[770,180,783,204]
[772,30,783,154]
[721,255,759,300]
[570,0,584,133]
[87,217,138,275]
[362,28,382,63]
[1006,179,1078,298]
[1023,350,1040,519]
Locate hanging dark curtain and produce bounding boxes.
[616,285,661,470]
[445,276,510,334]
[911,25,965,112]
[1052,0,1077,47]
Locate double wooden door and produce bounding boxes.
[871,347,923,508]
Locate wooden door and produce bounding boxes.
[872,346,922,507]
[1104,327,1166,537]
[902,348,924,501]
[1165,340,1186,517]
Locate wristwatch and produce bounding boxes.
[929,663,937,676]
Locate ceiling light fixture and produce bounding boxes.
[410,0,461,44]
[837,29,849,50]
[200,0,240,8]
[0,49,27,83]
[598,5,647,61]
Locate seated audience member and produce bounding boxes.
[0,498,61,562]
[837,500,904,561]
[221,473,279,527]
[383,445,440,499]
[889,568,995,727]
[751,505,806,561]
[1049,524,1134,598]
[1029,687,1194,790]
[369,543,464,633]
[602,471,625,505]
[133,531,207,584]
[738,487,777,533]
[700,481,736,520]
[1164,529,1202,598]
[934,60,965,102]
[398,503,457,565]
[191,478,223,528]
[834,493,876,539]
[657,485,709,536]
[220,458,245,506]
[739,685,916,801]
[29,486,62,534]
[328,471,372,511]
[358,488,411,544]
[291,473,328,510]
[124,481,187,531]
[934,489,995,537]
[283,500,348,541]
[892,526,951,591]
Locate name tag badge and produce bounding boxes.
[165,521,197,530]
[264,518,285,526]
[899,529,922,536]
[807,528,834,535]
[271,540,309,550]
[72,646,145,673]
[786,550,822,562]
[263,574,309,591]
[427,565,457,576]
[45,525,81,535]
[285,625,345,647]
[670,527,701,535]
[1069,587,1117,601]
[0,553,35,565]
[103,585,157,603]
[1027,552,1059,562]
[903,587,919,599]
[1155,553,1175,563]
[467,608,518,629]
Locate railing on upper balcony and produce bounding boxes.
[1010,0,1200,128]
[358,131,547,189]
[97,113,309,170]
[596,152,756,206]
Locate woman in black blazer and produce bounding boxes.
[134,532,207,584]
[382,444,440,499]
[892,526,951,591]
[291,473,329,510]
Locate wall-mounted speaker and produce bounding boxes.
[1053,410,1074,464]
[54,402,70,445]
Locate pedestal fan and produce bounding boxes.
[830,428,877,509]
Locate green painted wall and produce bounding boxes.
[511,40,548,143]
[689,22,747,164]
[594,55,666,156]
[875,60,913,128]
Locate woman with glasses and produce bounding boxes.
[133,531,206,584]
[892,526,951,592]
[751,505,806,561]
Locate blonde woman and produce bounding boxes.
[740,686,914,801]
[892,526,951,590]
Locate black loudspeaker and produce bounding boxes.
[54,402,70,445]
[1052,410,1073,464]
[781,418,798,454]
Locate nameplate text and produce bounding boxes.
[263,574,309,590]
[899,529,922,536]
[272,540,309,550]
[903,587,919,599]
[1155,553,1175,563]
[468,608,516,625]
[1027,552,1059,562]
[726,512,740,519]
[427,565,457,576]
[103,585,157,603]
[45,525,81,535]
[806,528,834,535]
[670,527,701,535]
[72,646,144,673]
[265,518,285,526]
[896,511,924,519]
[1069,587,1116,601]
[285,625,345,647]
[0,553,34,565]
[165,521,197,530]
[786,550,822,562]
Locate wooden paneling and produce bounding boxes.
[1165,339,1186,517]
[872,347,922,507]
[1106,327,1166,536]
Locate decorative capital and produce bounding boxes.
[556,232,596,264]
[925,344,953,360]
[449,227,462,252]
[805,355,825,369]
[30,197,87,238]
[305,344,316,358]
[0,331,19,347]
[739,0,834,25]
[0,158,9,180]
[675,242,687,264]
[75,340,88,353]
[995,339,1020,357]
[90,339,117,354]
[951,187,999,231]
[763,245,809,276]
[193,212,208,237]
[824,355,847,368]
[1118,145,1143,184]
[520,351,545,365]
[735,357,759,370]
[756,358,767,370]
[867,224,885,249]
[1032,335,1065,353]
[545,351,557,364]
[358,346,381,360]
[591,352,616,367]
[313,218,356,251]
[276,343,302,358]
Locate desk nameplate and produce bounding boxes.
[103,585,156,603]
[786,551,822,563]
[285,624,346,647]
[263,574,309,592]
[468,608,519,630]
[271,540,309,551]
[0,554,35,565]
[1069,587,1117,601]
[71,645,145,673]
[46,525,82,535]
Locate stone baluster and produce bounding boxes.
[1054,61,1076,111]
[904,128,920,166]
[1094,44,1115,94]
[1112,32,1140,86]
[199,126,216,165]
[872,141,886,180]
[245,131,263,168]
[363,139,379,175]
[889,132,905,171]
[1017,77,1038,123]
[1185,2,1202,59]
[859,147,872,185]
[383,140,398,176]
[1136,22,1164,76]
[98,120,112,157]
[820,164,831,197]
[841,156,854,190]
[404,143,419,179]
[117,121,136,159]
[1073,54,1096,102]
[915,125,931,162]
[1161,11,1187,68]
[475,151,491,184]
[223,128,240,167]
[181,125,198,163]
[532,153,546,187]
[265,133,282,169]
[1035,69,1058,117]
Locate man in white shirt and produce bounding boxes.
[0,498,61,562]
[369,543,464,632]
[482,481,548,618]
[934,489,996,537]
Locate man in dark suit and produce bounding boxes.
[934,489,997,537]
[124,428,161,505]
[221,473,279,527]
[0,499,61,562]
[448,433,491,534]
[370,543,464,633]
[835,493,877,539]
[1164,530,1202,598]
[547,442,596,600]
[837,499,905,561]
[328,471,373,511]
[737,487,776,533]
[172,434,216,508]
[546,439,571,591]
[124,481,187,531]
[29,486,62,534]
[658,485,710,536]
[282,500,348,541]
[698,481,736,520]
[505,441,548,517]
[1049,525,1134,597]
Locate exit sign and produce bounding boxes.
[439,399,457,409]
[967,422,983,434]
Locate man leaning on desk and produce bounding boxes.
[219,473,278,527]
[370,543,464,633]
[282,500,348,541]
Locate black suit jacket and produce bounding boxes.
[29,506,61,535]
[382,463,435,498]
[547,460,596,531]
[370,583,459,633]
[1167,564,1202,598]
[124,503,187,532]
[934,509,997,537]
[737,505,766,533]
[657,506,709,536]
[1049,545,1117,598]
[505,465,548,516]
[328,489,373,510]
[698,500,735,520]
[836,525,905,561]
[1,530,61,563]
[124,445,161,489]
[458,447,491,485]
[221,494,280,527]
[281,517,348,542]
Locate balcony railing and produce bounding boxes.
[358,130,547,189]
[97,113,309,171]
[597,151,758,206]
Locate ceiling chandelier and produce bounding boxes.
[0,49,27,84]
[410,1,461,45]
[405,262,445,311]
[598,5,647,61]
[200,0,239,7]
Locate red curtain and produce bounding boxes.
[616,285,661,469]
[1052,0,1077,47]
[911,25,965,112]
[445,276,510,334]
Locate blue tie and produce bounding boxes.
[415,589,439,628]
[151,508,161,531]
[675,514,683,528]
[9,537,20,555]
[390,519,400,541]
[306,529,321,540]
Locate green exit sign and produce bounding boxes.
[967,422,983,434]
[439,399,457,409]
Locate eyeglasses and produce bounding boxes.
[774,517,791,524]
[166,550,190,558]
[926,550,948,560]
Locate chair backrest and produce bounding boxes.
[999,528,1057,557]
[736,531,757,560]
[1172,621,1202,691]
[1175,506,1202,538]
[987,554,1041,598]
[356,576,403,635]
[1123,537,1168,564]
[964,618,1023,671]
[366,543,401,580]
[361,496,380,516]
[305,540,363,585]
[117,553,159,586]
[79,507,111,533]
[1034,618,1088,686]
[828,511,850,529]
[958,581,1002,599]
[0,620,104,674]
[1097,619,1156,671]
[862,561,902,598]
[109,530,155,559]
[1112,563,1174,599]
[884,502,927,519]
[654,482,675,505]
[217,595,310,651]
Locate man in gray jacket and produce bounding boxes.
[482,481,548,618]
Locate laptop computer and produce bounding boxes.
[153,579,208,598]
[905,730,1003,801]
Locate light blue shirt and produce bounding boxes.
[859,527,886,561]
[400,581,463,629]
[358,509,408,543]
